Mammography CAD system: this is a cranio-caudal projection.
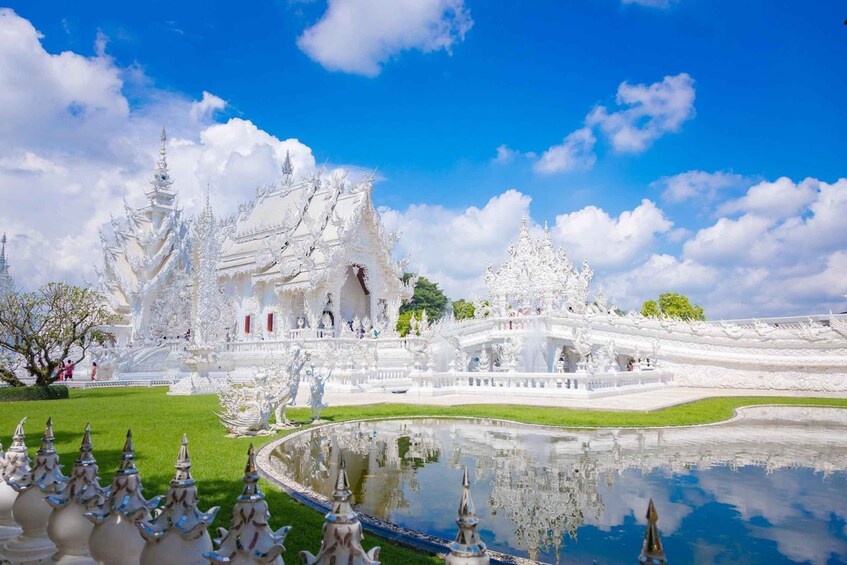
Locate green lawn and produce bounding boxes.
[1,388,846,563]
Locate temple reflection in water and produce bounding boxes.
[272,406,847,564]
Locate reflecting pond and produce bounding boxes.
[270,407,847,564]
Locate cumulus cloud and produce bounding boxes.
[297,0,473,77]
[523,73,696,175]
[716,176,818,220]
[380,190,532,299]
[189,91,227,121]
[533,127,596,174]
[551,199,673,268]
[492,144,517,165]
[654,170,748,203]
[586,73,696,153]
[0,9,320,290]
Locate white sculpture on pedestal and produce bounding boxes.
[138,435,219,565]
[308,366,330,421]
[299,459,380,565]
[0,418,27,543]
[2,417,66,563]
[445,468,489,565]
[44,423,109,564]
[86,430,161,565]
[205,444,291,565]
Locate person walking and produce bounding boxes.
[65,359,75,381]
[91,362,97,382]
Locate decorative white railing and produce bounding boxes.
[409,369,673,394]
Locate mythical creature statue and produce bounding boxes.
[216,372,278,436]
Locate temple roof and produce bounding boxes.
[218,175,397,291]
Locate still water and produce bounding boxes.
[271,407,847,564]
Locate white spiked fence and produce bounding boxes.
[0,418,667,565]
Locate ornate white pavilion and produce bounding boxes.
[93,131,847,395]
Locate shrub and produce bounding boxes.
[0,385,69,402]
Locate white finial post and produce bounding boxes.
[299,458,380,565]
[45,423,109,562]
[2,417,66,562]
[638,499,667,564]
[445,467,489,565]
[205,444,291,564]
[87,429,161,565]
[138,434,219,565]
[0,418,28,543]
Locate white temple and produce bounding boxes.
[93,131,847,395]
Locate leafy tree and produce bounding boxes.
[396,310,425,337]
[452,299,475,320]
[0,283,120,386]
[641,300,660,318]
[399,273,449,321]
[641,292,706,321]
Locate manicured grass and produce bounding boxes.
[1,388,845,563]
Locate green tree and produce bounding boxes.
[641,292,706,321]
[0,282,120,386]
[396,310,425,337]
[641,300,660,318]
[452,299,475,320]
[399,273,449,321]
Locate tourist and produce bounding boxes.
[91,362,97,381]
[65,359,75,380]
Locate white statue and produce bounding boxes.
[308,365,331,421]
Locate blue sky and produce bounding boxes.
[1,1,845,316]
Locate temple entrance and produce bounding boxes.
[339,265,370,322]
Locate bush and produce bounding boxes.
[0,385,69,402]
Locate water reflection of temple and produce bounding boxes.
[273,407,847,561]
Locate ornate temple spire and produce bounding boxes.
[282,149,294,182]
[147,126,176,207]
[0,233,6,271]
[445,467,489,565]
[0,232,13,295]
[638,499,667,564]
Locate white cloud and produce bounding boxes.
[551,199,673,268]
[533,127,597,174]
[716,176,818,220]
[654,170,748,203]
[528,73,695,175]
[604,254,719,308]
[190,91,227,121]
[682,214,774,265]
[297,0,473,77]
[586,73,696,153]
[492,144,517,165]
[380,190,531,299]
